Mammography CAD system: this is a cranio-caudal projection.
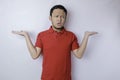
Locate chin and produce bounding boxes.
[54,25,64,29]
[57,26,63,28]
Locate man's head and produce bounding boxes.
[49,5,67,31]
[50,5,67,16]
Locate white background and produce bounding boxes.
[0,0,120,80]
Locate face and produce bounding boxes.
[49,9,66,30]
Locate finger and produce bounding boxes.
[91,32,98,34]
[12,31,21,34]
[93,32,98,34]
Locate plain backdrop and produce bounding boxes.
[0,0,120,80]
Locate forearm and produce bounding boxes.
[12,30,41,59]
[74,31,98,59]
[24,34,38,59]
[76,35,89,58]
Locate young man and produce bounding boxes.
[12,5,97,80]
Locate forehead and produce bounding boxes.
[52,9,65,16]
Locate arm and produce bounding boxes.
[12,31,41,59]
[73,31,98,59]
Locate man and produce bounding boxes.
[12,5,97,80]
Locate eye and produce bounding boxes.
[62,16,65,18]
[56,15,59,17]
[61,16,65,19]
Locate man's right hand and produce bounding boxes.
[12,30,41,59]
[12,31,28,37]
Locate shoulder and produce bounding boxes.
[37,29,49,37]
[65,30,78,41]
[65,30,76,36]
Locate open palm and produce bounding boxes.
[85,31,98,36]
[12,31,28,36]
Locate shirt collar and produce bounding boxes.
[49,26,65,34]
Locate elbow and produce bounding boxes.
[31,54,40,60]
[30,51,41,60]
[76,51,85,59]
[77,55,83,59]
[32,56,38,60]
[75,53,83,59]
[75,52,83,59]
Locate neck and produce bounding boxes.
[52,26,64,32]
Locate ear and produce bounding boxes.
[49,16,52,21]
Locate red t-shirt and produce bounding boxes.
[35,27,79,80]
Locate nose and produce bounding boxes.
[58,16,62,22]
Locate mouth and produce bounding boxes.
[57,23,62,26]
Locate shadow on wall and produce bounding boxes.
[64,7,71,29]
[114,0,120,37]
[118,13,120,38]
[116,1,120,38]
[108,0,120,38]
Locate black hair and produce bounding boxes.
[50,5,67,16]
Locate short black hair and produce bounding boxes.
[50,5,67,16]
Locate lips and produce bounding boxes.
[57,23,62,26]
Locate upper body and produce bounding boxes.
[34,5,80,79]
[12,5,98,80]
[35,26,79,80]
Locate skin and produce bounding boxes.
[12,8,98,59]
[49,9,66,32]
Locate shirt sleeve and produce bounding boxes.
[35,33,43,49]
[71,34,79,51]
